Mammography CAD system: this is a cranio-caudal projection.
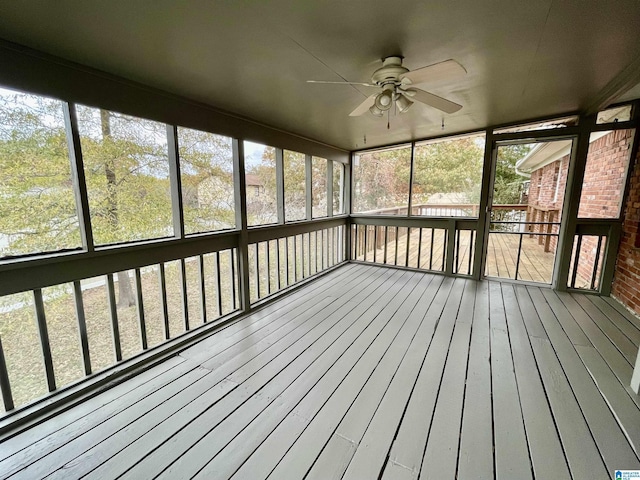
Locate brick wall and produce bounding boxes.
[528,156,569,252]
[578,129,635,218]
[527,130,635,291]
[612,145,640,315]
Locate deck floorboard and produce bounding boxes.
[1,264,639,480]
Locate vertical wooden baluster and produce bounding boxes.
[468,231,475,275]
[571,235,583,288]
[441,231,447,271]
[230,249,237,311]
[216,251,223,316]
[198,255,207,323]
[266,240,272,295]
[73,281,91,376]
[106,274,122,361]
[255,243,261,299]
[308,232,312,275]
[417,228,423,269]
[0,337,15,412]
[301,234,305,279]
[429,228,435,270]
[393,227,400,265]
[515,234,524,281]
[33,289,56,392]
[276,238,282,291]
[134,269,147,349]
[285,237,291,286]
[158,264,170,339]
[454,229,460,274]
[293,235,298,282]
[179,260,189,331]
[405,227,411,267]
[591,235,604,290]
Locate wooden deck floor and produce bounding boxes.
[1,263,639,479]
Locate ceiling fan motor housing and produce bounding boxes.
[371,56,409,86]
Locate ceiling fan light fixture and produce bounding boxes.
[369,104,384,117]
[396,93,414,113]
[374,90,393,111]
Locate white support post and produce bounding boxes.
[632,348,640,394]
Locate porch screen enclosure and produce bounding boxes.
[0,81,637,429]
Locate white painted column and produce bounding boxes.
[632,347,640,394]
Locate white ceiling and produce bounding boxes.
[0,0,639,150]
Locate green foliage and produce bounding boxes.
[353,146,412,213]
[283,150,306,221]
[493,144,531,205]
[311,157,327,218]
[412,136,485,204]
[77,106,173,245]
[178,127,235,233]
[246,146,278,225]
[0,92,81,256]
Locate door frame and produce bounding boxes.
[475,132,580,288]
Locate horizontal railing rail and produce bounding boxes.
[247,216,347,244]
[0,230,240,298]
[357,203,526,216]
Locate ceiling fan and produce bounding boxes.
[307,56,466,117]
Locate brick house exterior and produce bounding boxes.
[520,129,636,292]
[612,145,640,316]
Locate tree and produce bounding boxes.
[353,147,411,212]
[0,91,82,257]
[246,146,278,225]
[493,144,531,205]
[412,136,485,205]
[177,127,235,233]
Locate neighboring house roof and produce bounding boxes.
[245,174,263,187]
[515,131,610,175]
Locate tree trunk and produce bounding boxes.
[116,271,136,308]
[101,109,136,308]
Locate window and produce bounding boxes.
[244,141,277,226]
[333,161,345,215]
[412,133,485,217]
[77,106,173,245]
[353,145,411,215]
[312,156,328,218]
[177,127,235,234]
[578,129,636,219]
[283,150,306,222]
[0,87,82,258]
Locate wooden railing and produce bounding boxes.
[525,204,560,252]
[567,221,620,292]
[350,214,477,277]
[247,221,345,303]
[0,216,348,420]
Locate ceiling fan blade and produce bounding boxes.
[405,88,462,114]
[307,80,377,87]
[400,59,467,85]
[349,94,377,116]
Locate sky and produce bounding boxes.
[244,141,267,169]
